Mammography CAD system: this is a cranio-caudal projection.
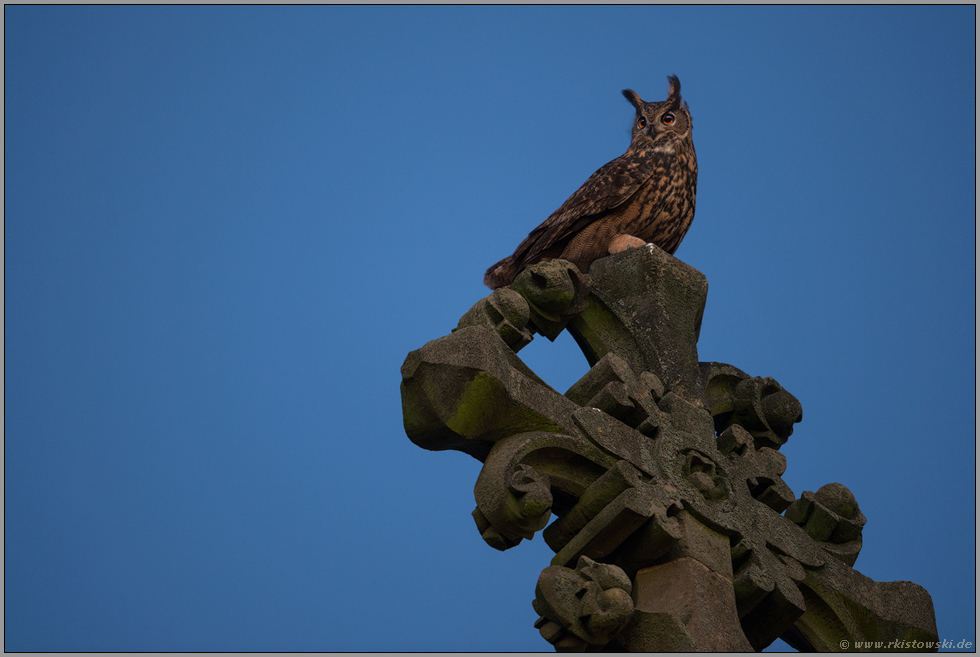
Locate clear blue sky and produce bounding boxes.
[5,6,975,652]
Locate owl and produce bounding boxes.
[484,75,697,289]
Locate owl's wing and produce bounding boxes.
[516,148,658,267]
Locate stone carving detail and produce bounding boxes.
[785,483,867,568]
[532,555,635,651]
[400,245,938,652]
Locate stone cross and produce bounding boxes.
[400,245,938,652]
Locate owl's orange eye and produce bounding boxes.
[661,112,675,125]
[636,116,647,129]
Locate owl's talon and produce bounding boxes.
[608,234,648,255]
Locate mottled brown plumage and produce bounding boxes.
[484,75,698,289]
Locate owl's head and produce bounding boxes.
[622,75,693,145]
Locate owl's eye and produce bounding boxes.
[636,116,647,129]
[661,112,676,125]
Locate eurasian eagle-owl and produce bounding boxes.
[484,75,697,289]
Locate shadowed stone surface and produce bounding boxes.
[630,557,753,652]
[400,245,938,652]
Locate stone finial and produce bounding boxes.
[401,245,938,651]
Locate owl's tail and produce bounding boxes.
[483,256,519,289]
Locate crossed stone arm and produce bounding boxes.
[401,245,938,652]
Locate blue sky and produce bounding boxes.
[4,6,975,652]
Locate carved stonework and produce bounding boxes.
[400,245,938,652]
[533,555,635,651]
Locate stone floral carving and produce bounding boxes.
[532,555,635,651]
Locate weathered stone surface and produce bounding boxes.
[785,557,939,652]
[533,556,635,651]
[785,483,866,567]
[510,259,591,341]
[568,244,707,400]
[472,431,616,550]
[629,557,753,652]
[542,459,649,553]
[663,510,734,581]
[400,246,938,652]
[702,361,803,450]
[401,325,580,460]
[564,352,666,437]
[457,286,534,352]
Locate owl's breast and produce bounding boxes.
[622,147,697,254]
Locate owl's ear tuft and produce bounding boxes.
[622,89,644,110]
[666,75,681,100]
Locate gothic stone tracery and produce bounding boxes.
[400,245,938,652]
